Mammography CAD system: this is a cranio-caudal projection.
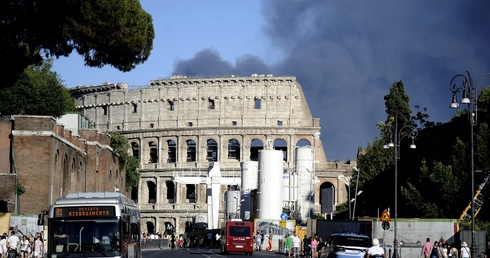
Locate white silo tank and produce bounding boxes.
[225,191,241,219]
[282,173,291,203]
[257,149,283,219]
[240,191,252,220]
[241,161,258,191]
[295,146,315,221]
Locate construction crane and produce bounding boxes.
[458,173,490,223]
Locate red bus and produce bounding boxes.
[220,220,254,255]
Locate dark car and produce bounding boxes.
[322,233,371,258]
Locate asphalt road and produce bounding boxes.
[143,246,286,258]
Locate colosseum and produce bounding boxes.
[69,74,355,235]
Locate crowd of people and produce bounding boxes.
[0,231,44,258]
[421,237,490,258]
[280,232,325,258]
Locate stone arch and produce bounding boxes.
[146,221,155,234]
[167,140,177,163]
[227,139,240,161]
[147,181,156,203]
[164,221,174,236]
[166,180,175,203]
[206,139,218,161]
[319,181,335,214]
[186,184,196,203]
[186,139,196,162]
[250,138,263,161]
[274,138,288,161]
[296,139,311,147]
[131,141,140,160]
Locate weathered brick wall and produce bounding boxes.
[2,116,126,214]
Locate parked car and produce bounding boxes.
[321,233,371,258]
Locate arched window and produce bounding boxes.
[147,181,156,203]
[186,140,196,162]
[320,182,335,214]
[186,184,196,203]
[250,139,263,161]
[227,139,240,160]
[274,139,288,161]
[166,181,175,203]
[149,141,158,163]
[131,142,140,159]
[296,139,311,147]
[167,140,177,163]
[206,139,218,161]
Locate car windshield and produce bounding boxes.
[330,235,370,248]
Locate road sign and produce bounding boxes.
[279,220,286,228]
[280,213,288,220]
[380,209,392,222]
[382,221,390,230]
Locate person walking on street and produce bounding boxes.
[431,241,441,258]
[267,231,273,251]
[285,233,293,258]
[422,238,433,258]
[33,236,42,258]
[7,231,20,258]
[460,242,470,258]
[292,233,301,258]
[0,235,6,258]
[255,232,262,251]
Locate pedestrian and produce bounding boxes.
[207,232,213,248]
[367,238,385,258]
[19,236,29,258]
[460,242,470,258]
[431,241,441,258]
[292,233,301,258]
[311,235,319,258]
[421,238,433,258]
[0,235,6,258]
[267,231,273,251]
[285,233,293,257]
[7,231,20,258]
[255,232,262,251]
[33,236,42,258]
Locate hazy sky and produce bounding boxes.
[52,1,490,161]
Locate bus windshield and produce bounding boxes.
[49,219,121,257]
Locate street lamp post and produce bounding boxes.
[448,71,490,258]
[387,117,417,258]
[352,167,362,220]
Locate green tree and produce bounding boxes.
[0,0,154,88]
[383,80,411,128]
[402,160,460,218]
[108,131,140,192]
[0,59,76,117]
[355,139,393,217]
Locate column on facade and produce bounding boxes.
[156,177,161,206]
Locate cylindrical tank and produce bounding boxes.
[240,191,252,220]
[295,146,315,221]
[241,161,259,191]
[282,173,291,204]
[257,149,283,219]
[225,191,240,219]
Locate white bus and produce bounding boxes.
[47,192,141,258]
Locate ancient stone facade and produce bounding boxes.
[70,74,355,235]
[0,115,125,214]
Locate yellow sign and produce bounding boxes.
[279,220,286,228]
[380,209,392,222]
